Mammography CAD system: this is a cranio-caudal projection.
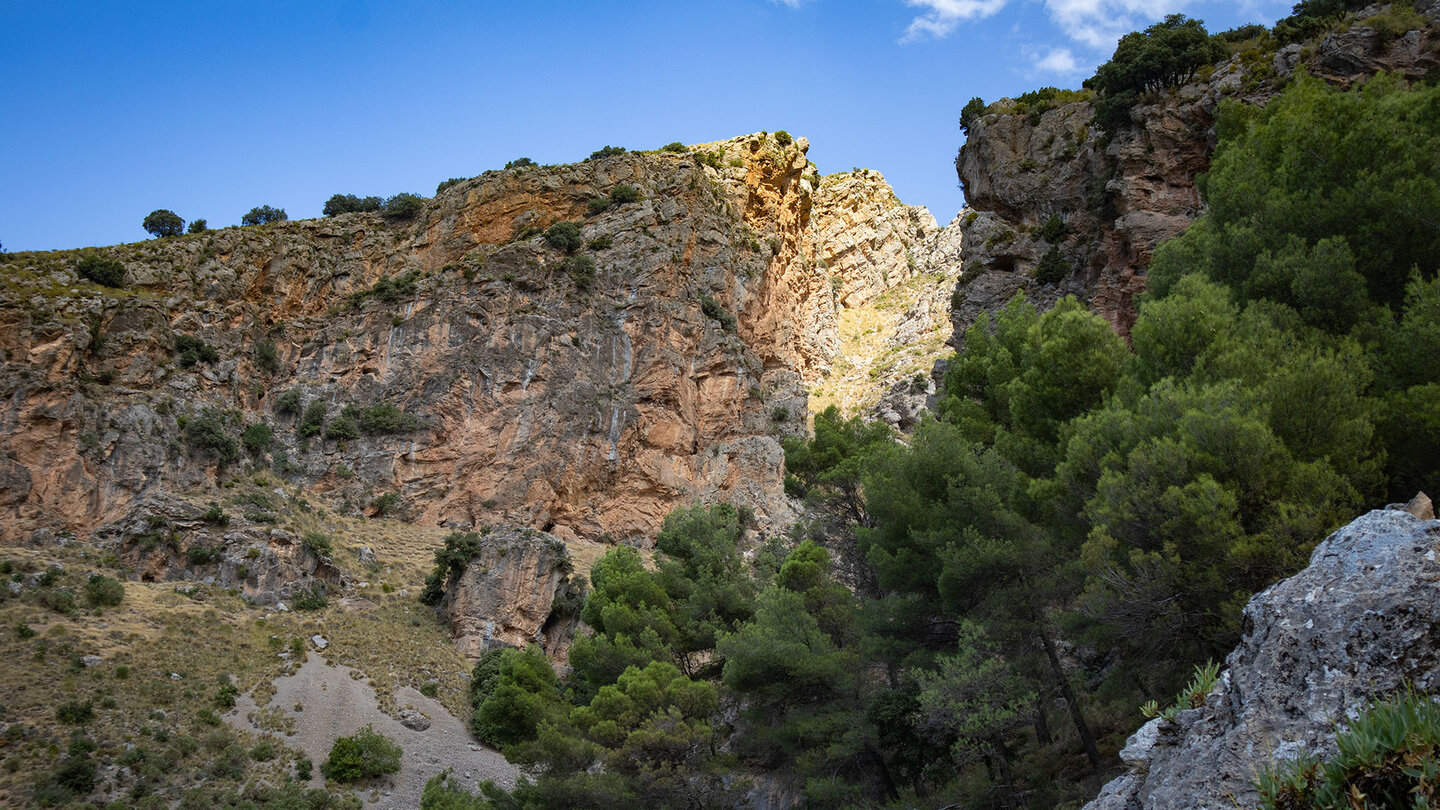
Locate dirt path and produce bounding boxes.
[228,652,517,808]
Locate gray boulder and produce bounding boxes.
[1085,504,1440,810]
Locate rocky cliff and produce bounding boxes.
[1085,495,1440,809]
[0,133,952,554]
[954,0,1440,339]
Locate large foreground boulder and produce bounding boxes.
[1086,499,1440,809]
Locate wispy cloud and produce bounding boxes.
[769,0,806,7]
[901,0,1197,51]
[901,0,1010,41]
[1031,45,1081,75]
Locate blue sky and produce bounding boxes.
[0,0,1291,252]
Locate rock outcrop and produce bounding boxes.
[432,525,581,658]
[1085,498,1440,809]
[954,1,1440,340]
[0,133,940,549]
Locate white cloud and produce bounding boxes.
[1044,0,1187,50]
[901,0,1010,42]
[1033,46,1081,74]
[770,0,806,7]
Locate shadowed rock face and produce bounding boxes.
[954,2,1440,342]
[432,525,581,659]
[0,133,942,547]
[1085,501,1440,810]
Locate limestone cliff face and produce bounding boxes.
[954,1,1440,339]
[0,133,938,549]
[433,525,581,659]
[1085,497,1440,810]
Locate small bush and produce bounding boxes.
[1035,245,1070,284]
[353,403,419,434]
[586,145,626,161]
[250,740,277,761]
[544,221,583,254]
[352,270,420,305]
[371,491,402,516]
[187,218,208,234]
[383,193,426,220]
[435,177,465,194]
[242,205,287,226]
[504,157,534,170]
[1038,214,1068,243]
[586,197,611,216]
[37,587,74,614]
[588,234,613,250]
[301,532,332,557]
[560,255,597,291]
[321,725,402,782]
[660,141,688,153]
[202,504,230,526]
[187,545,219,565]
[609,184,642,205]
[184,409,240,464]
[255,340,280,373]
[771,406,790,422]
[774,130,793,146]
[699,294,737,332]
[214,680,239,709]
[296,757,313,780]
[241,422,274,456]
[143,209,185,238]
[419,681,440,698]
[292,585,327,611]
[76,253,125,287]
[14,623,35,639]
[299,400,327,439]
[275,388,303,416]
[174,334,219,367]
[323,414,360,442]
[56,700,95,724]
[84,574,124,608]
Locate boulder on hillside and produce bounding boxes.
[1086,498,1440,809]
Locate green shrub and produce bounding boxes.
[321,725,402,782]
[299,400,327,439]
[40,588,76,617]
[250,740,277,761]
[214,679,239,709]
[143,209,184,238]
[544,221,583,253]
[561,255,597,291]
[609,184,642,204]
[435,177,465,194]
[50,753,96,796]
[1035,245,1070,284]
[352,270,420,304]
[699,294,737,332]
[697,151,725,170]
[202,503,229,526]
[174,334,219,367]
[302,532,332,557]
[660,141,688,153]
[241,205,287,226]
[1038,214,1068,243]
[293,585,327,611]
[1086,14,1224,132]
[187,545,219,565]
[586,145,626,161]
[1258,690,1440,809]
[323,194,384,216]
[960,96,987,134]
[84,574,124,608]
[421,530,487,605]
[353,403,419,434]
[588,234,613,250]
[586,197,611,216]
[771,406,790,422]
[241,422,274,456]
[419,681,439,698]
[187,218,208,234]
[296,757,314,780]
[371,491,401,516]
[504,157,535,169]
[275,388,303,416]
[383,193,426,219]
[774,130,793,146]
[56,700,94,724]
[76,253,125,287]
[323,413,360,441]
[255,340,280,373]
[15,623,35,639]
[184,409,239,465]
